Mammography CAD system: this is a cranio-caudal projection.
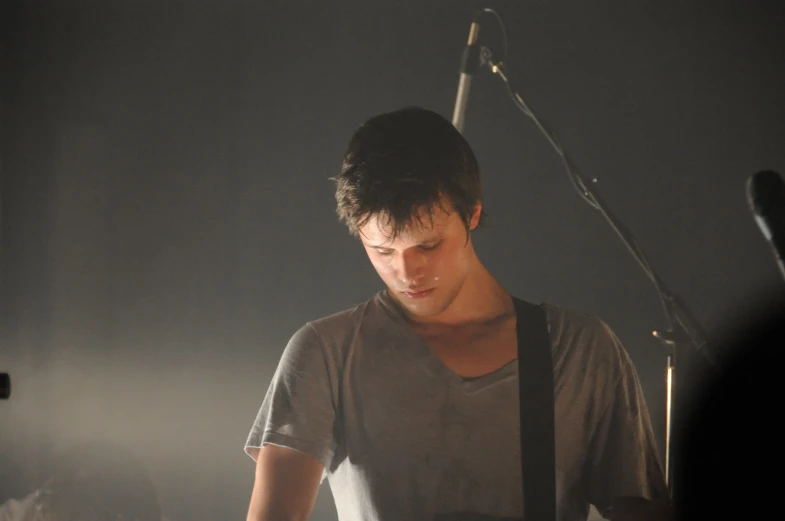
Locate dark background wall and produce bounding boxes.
[1,1,783,520]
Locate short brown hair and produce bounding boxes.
[332,106,486,240]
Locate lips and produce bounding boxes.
[403,288,435,299]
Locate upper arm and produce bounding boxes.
[244,323,340,469]
[246,444,325,521]
[244,323,341,521]
[582,319,668,513]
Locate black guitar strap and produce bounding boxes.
[513,296,556,521]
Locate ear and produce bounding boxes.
[468,203,482,230]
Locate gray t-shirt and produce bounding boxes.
[244,290,667,521]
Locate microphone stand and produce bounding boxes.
[476,46,719,497]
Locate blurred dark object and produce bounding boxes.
[38,440,163,521]
[0,439,164,521]
[673,291,785,520]
[0,373,9,399]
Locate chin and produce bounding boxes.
[400,298,451,317]
[402,304,440,316]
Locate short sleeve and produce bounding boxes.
[583,329,669,515]
[244,323,339,473]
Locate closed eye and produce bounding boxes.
[420,242,440,251]
[370,242,440,255]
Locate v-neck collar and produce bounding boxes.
[374,289,519,393]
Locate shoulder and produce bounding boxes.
[540,302,633,383]
[282,290,391,363]
[542,302,620,348]
[304,290,387,341]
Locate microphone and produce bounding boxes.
[747,170,785,280]
[452,21,482,134]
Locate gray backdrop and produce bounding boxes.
[2,1,783,520]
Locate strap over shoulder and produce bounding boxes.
[513,296,556,521]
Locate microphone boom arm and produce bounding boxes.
[478,46,719,495]
[480,48,716,363]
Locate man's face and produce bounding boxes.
[358,203,481,318]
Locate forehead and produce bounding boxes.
[358,206,455,245]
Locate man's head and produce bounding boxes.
[332,106,486,317]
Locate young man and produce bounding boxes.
[244,107,671,521]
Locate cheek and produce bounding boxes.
[369,255,396,278]
[436,244,468,273]
[427,253,447,275]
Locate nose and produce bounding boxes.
[395,249,426,287]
